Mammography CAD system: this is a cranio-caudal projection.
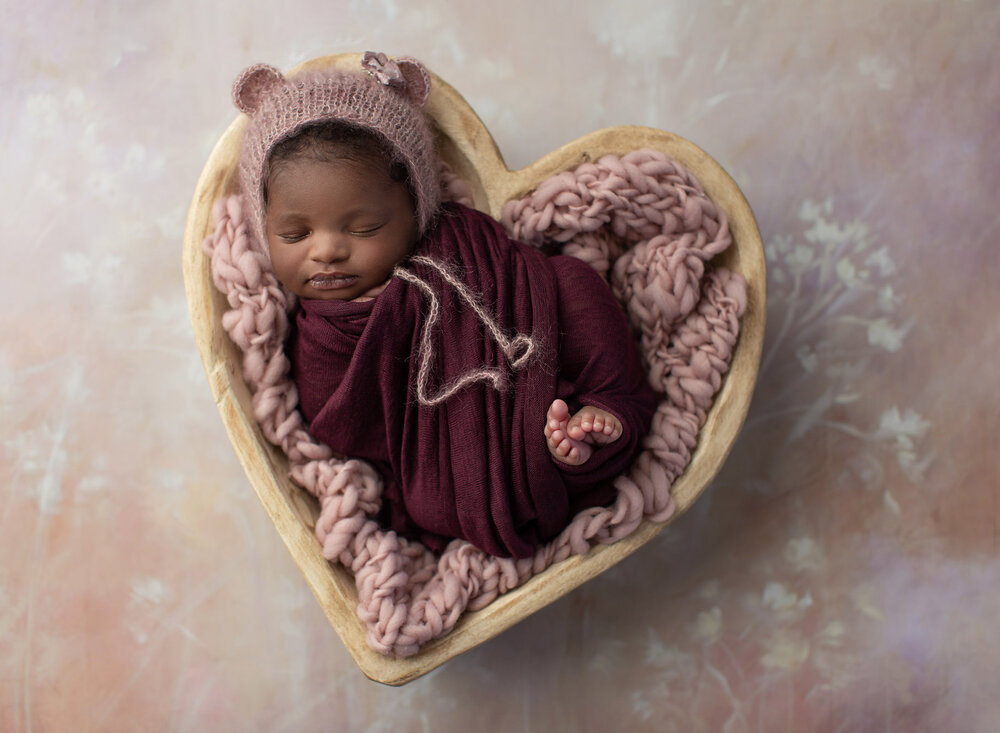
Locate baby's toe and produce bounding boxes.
[547,398,570,423]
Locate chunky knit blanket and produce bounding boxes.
[202,148,746,656]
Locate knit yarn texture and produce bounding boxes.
[234,62,440,252]
[202,150,747,657]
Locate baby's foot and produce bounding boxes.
[544,399,624,467]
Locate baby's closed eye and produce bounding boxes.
[349,221,387,237]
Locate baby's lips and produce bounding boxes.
[308,273,359,291]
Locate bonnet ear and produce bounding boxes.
[394,57,431,108]
[232,64,287,115]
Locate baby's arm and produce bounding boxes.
[544,254,659,481]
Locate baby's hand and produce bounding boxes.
[544,399,623,466]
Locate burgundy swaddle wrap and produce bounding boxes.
[292,202,657,558]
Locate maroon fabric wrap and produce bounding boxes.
[292,203,657,558]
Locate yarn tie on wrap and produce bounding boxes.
[394,254,538,407]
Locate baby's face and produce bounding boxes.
[265,156,417,300]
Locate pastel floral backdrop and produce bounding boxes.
[2,1,997,730]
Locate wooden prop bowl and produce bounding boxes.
[182,53,765,686]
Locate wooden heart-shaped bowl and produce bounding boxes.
[183,53,765,685]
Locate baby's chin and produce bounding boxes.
[356,280,389,300]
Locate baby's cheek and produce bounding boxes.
[268,252,298,291]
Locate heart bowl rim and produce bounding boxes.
[182,52,766,685]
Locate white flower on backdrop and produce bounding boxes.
[757,197,934,485]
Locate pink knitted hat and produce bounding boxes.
[233,52,440,250]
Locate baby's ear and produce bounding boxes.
[232,64,287,115]
[395,58,431,108]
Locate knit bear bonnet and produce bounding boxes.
[233,52,441,253]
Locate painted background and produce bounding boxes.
[2,1,997,730]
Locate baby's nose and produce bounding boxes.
[312,233,349,262]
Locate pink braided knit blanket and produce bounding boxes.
[202,148,746,656]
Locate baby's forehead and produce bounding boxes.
[264,156,413,223]
[264,154,387,206]
[268,154,394,190]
